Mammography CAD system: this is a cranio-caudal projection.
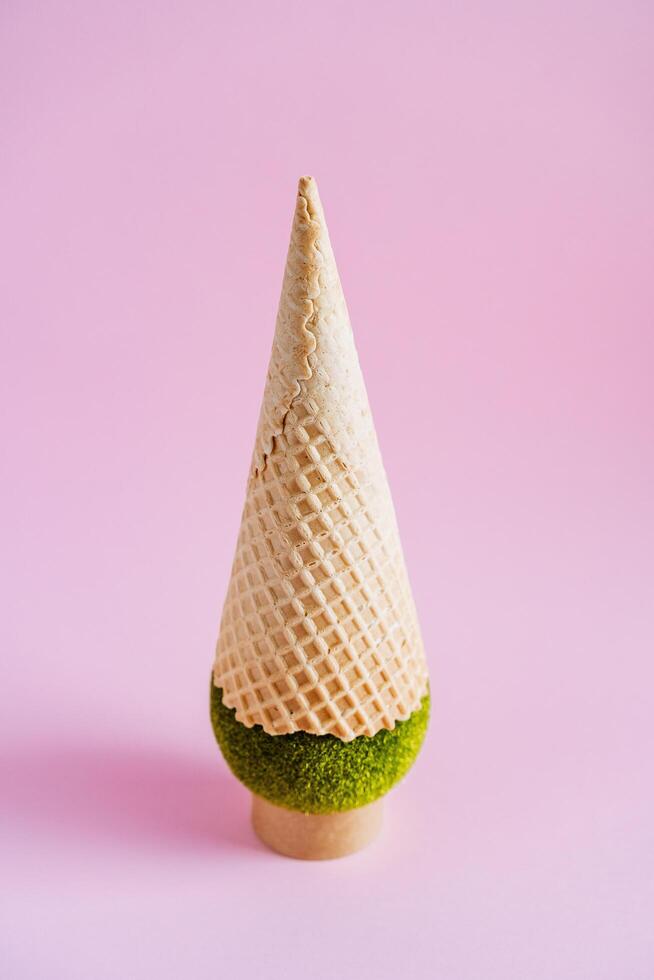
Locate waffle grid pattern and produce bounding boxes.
[214,388,428,740]
[213,177,428,740]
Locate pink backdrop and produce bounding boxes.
[2,2,653,977]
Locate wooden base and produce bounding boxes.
[251,795,383,860]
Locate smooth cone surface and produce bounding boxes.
[213,177,428,740]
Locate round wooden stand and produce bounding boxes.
[251,795,383,860]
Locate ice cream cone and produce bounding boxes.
[210,177,429,858]
[213,176,428,741]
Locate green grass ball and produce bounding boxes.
[210,683,430,814]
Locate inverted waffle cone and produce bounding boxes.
[213,176,428,741]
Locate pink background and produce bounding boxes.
[2,2,653,977]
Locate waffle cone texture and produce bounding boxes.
[212,176,429,741]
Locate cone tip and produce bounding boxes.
[297,174,321,210]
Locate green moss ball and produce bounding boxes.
[210,684,430,814]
